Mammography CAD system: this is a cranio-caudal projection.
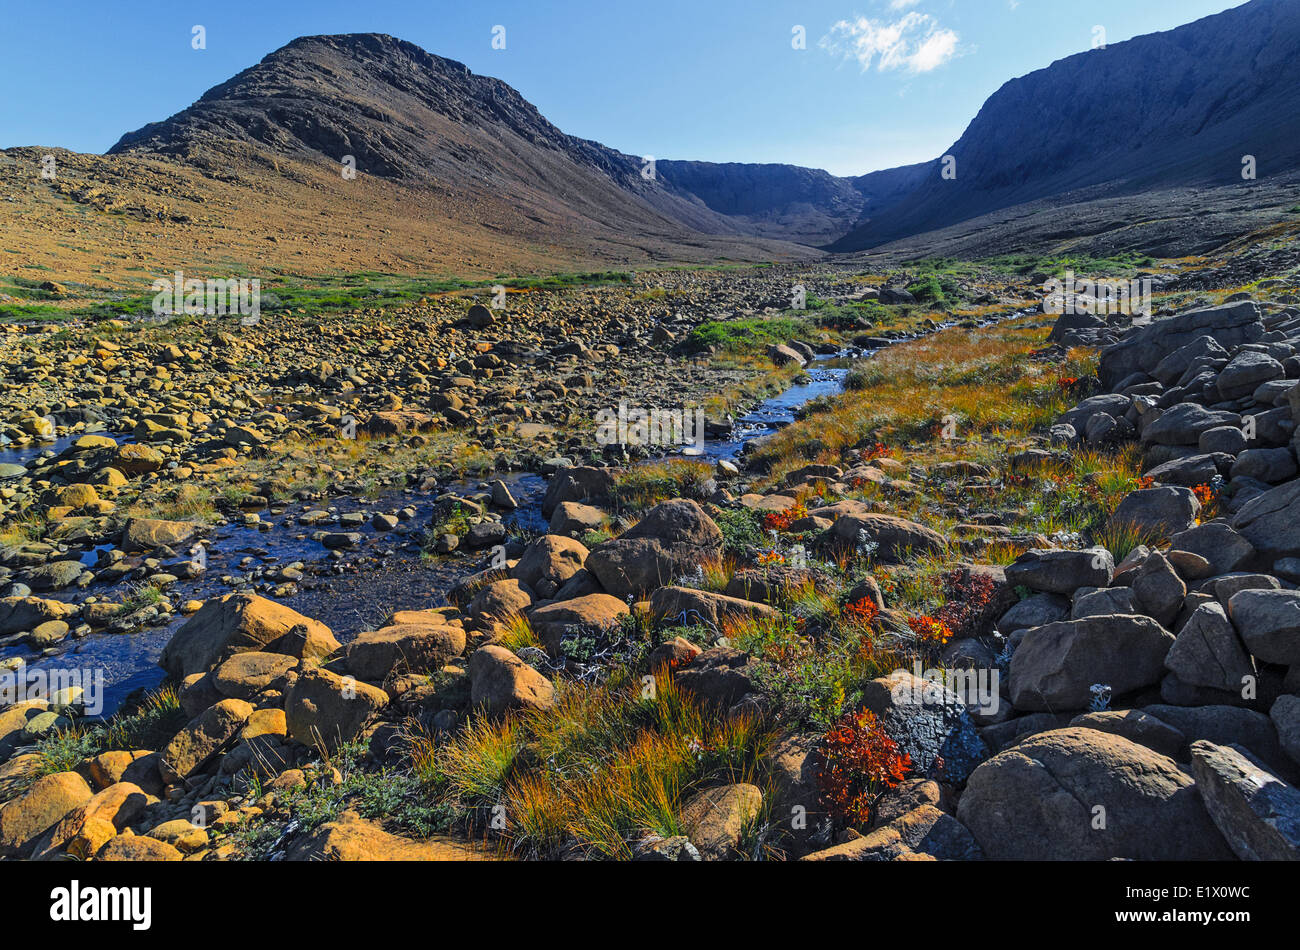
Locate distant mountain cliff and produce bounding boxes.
[98,0,1300,257]
[829,0,1300,251]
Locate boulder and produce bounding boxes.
[97,834,183,861]
[957,728,1231,860]
[540,466,616,517]
[1131,552,1186,628]
[1142,404,1242,446]
[1232,448,1297,484]
[675,647,758,708]
[1189,740,1300,860]
[1168,522,1257,575]
[1009,615,1175,711]
[0,596,77,637]
[548,502,607,538]
[284,667,389,753]
[286,811,489,860]
[466,579,534,624]
[1142,704,1295,780]
[529,593,629,654]
[1165,603,1255,693]
[1228,589,1300,665]
[1233,478,1300,560]
[468,645,555,716]
[1217,350,1285,400]
[801,804,982,861]
[1108,487,1199,536]
[766,732,824,856]
[344,624,466,680]
[1072,587,1135,619]
[585,499,723,599]
[1099,301,1262,389]
[159,698,254,784]
[679,783,763,860]
[160,594,338,680]
[0,771,93,858]
[1068,709,1185,759]
[830,513,947,562]
[512,535,588,599]
[1004,548,1113,595]
[121,517,200,552]
[1271,695,1300,767]
[211,652,296,701]
[998,593,1070,633]
[648,586,779,631]
[861,672,989,783]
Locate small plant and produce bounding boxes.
[815,708,911,829]
[1093,518,1166,562]
[906,615,954,647]
[936,569,998,639]
[841,596,880,627]
[762,501,808,532]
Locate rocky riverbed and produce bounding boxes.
[7,258,1299,863]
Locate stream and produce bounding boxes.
[3,309,1033,716]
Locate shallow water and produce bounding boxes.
[5,473,549,716]
[8,312,1032,717]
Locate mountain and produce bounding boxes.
[7,4,1300,296]
[830,0,1300,252]
[108,33,760,240]
[655,160,929,246]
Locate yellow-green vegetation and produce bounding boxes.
[412,673,776,859]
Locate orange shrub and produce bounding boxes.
[907,615,954,646]
[762,500,808,532]
[842,596,880,627]
[816,709,911,828]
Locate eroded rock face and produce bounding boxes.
[957,728,1232,860]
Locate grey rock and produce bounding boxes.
[1189,740,1300,860]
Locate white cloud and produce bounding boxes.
[820,11,961,74]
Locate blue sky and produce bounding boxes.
[1,0,1244,176]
